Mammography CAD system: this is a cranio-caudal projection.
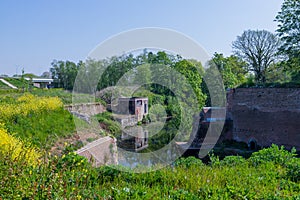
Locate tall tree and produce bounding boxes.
[208,53,247,89]
[275,0,300,58]
[275,0,300,82]
[50,60,79,90]
[74,59,107,95]
[232,30,281,83]
[173,60,206,109]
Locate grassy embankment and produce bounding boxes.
[0,142,299,199]
[0,93,76,148]
[0,87,106,105]
[0,90,299,199]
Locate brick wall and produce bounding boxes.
[65,103,106,116]
[227,88,300,150]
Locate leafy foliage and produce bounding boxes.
[52,51,206,108]
[174,156,204,168]
[275,0,300,58]
[207,53,247,89]
[220,156,247,167]
[275,0,300,83]
[50,60,80,90]
[249,144,297,166]
[0,145,299,199]
[95,112,122,136]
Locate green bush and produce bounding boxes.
[209,151,221,166]
[249,144,297,166]
[62,141,84,154]
[95,112,121,136]
[56,152,89,170]
[0,147,300,199]
[285,158,300,182]
[220,155,247,167]
[174,156,204,168]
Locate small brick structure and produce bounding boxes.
[112,97,149,127]
[115,97,148,122]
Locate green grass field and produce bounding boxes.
[0,80,11,90]
[3,77,29,88]
[0,88,106,105]
[0,145,299,199]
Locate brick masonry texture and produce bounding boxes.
[226,88,300,150]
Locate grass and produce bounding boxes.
[5,108,75,148]
[0,145,299,199]
[0,88,299,199]
[0,88,107,105]
[0,80,11,90]
[0,93,76,148]
[239,81,300,88]
[31,88,93,105]
[3,77,29,88]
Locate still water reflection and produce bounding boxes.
[116,122,184,171]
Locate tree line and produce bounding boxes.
[50,0,299,96]
[231,0,300,85]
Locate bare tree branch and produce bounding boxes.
[232,30,281,83]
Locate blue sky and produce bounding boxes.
[0,0,283,76]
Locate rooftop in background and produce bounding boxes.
[24,78,53,83]
[118,97,148,101]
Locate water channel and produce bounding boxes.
[116,121,186,170]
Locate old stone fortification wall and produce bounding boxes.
[227,88,300,150]
[76,136,118,167]
[65,103,106,116]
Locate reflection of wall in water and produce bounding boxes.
[119,126,149,152]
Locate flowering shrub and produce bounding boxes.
[56,152,89,170]
[0,124,41,166]
[0,93,63,122]
[0,93,75,147]
[0,94,63,165]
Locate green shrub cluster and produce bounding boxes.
[94,112,122,136]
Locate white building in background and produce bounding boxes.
[25,78,53,89]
